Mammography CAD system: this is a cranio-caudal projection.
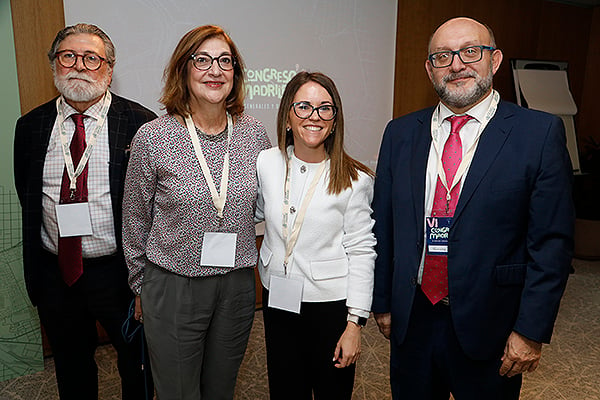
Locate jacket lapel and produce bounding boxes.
[36,100,59,165]
[412,109,433,233]
[453,101,513,222]
[106,93,128,202]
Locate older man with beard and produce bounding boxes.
[14,24,156,400]
[371,17,574,399]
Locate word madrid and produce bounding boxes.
[246,67,297,100]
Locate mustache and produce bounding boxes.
[443,71,477,83]
[63,71,96,83]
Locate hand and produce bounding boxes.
[374,312,392,339]
[499,331,542,377]
[333,322,362,368]
[134,295,143,323]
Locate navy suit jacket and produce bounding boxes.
[371,100,574,360]
[14,93,157,306]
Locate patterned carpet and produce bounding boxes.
[1,258,598,399]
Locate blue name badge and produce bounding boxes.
[426,217,452,255]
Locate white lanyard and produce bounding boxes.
[282,148,327,275]
[56,91,111,194]
[185,113,233,219]
[430,90,500,203]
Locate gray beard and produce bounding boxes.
[433,67,493,110]
[54,71,110,103]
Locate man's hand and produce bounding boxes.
[374,312,392,339]
[499,331,542,377]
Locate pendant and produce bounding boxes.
[70,189,76,201]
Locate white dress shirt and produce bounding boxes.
[418,91,496,283]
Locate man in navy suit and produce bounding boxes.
[14,24,156,399]
[372,17,574,399]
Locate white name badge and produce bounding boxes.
[200,232,237,268]
[55,203,93,237]
[268,274,304,314]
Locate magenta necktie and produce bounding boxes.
[422,115,472,304]
[58,114,88,286]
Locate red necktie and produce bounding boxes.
[58,114,88,286]
[422,115,472,304]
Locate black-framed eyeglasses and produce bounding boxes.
[55,50,106,71]
[428,45,496,68]
[190,53,236,71]
[291,102,337,121]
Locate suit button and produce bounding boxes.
[410,277,417,286]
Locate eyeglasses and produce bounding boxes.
[190,54,236,71]
[428,45,496,68]
[291,102,337,121]
[55,50,106,71]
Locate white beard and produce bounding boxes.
[54,70,111,103]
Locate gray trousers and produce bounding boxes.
[141,265,256,400]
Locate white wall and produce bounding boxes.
[64,0,397,167]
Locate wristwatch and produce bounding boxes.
[347,313,368,327]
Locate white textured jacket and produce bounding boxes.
[256,147,376,318]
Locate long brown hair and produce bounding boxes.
[160,25,246,117]
[277,71,373,195]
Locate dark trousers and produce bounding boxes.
[36,250,152,400]
[262,288,355,400]
[390,288,522,400]
[141,265,256,400]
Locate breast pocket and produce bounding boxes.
[490,179,527,194]
[259,244,272,268]
[310,257,349,281]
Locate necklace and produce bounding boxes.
[195,125,228,142]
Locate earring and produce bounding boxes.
[286,127,292,134]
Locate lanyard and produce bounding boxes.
[430,90,500,203]
[56,91,111,193]
[282,148,327,275]
[185,113,233,219]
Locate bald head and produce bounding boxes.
[428,17,496,55]
[425,17,503,114]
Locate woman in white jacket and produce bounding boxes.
[256,71,376,400]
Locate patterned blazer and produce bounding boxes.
[14,93,157,305]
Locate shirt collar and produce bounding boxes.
[59,91,108,122]
[437,90,495,123]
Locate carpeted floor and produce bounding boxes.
[1,258,598,399]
